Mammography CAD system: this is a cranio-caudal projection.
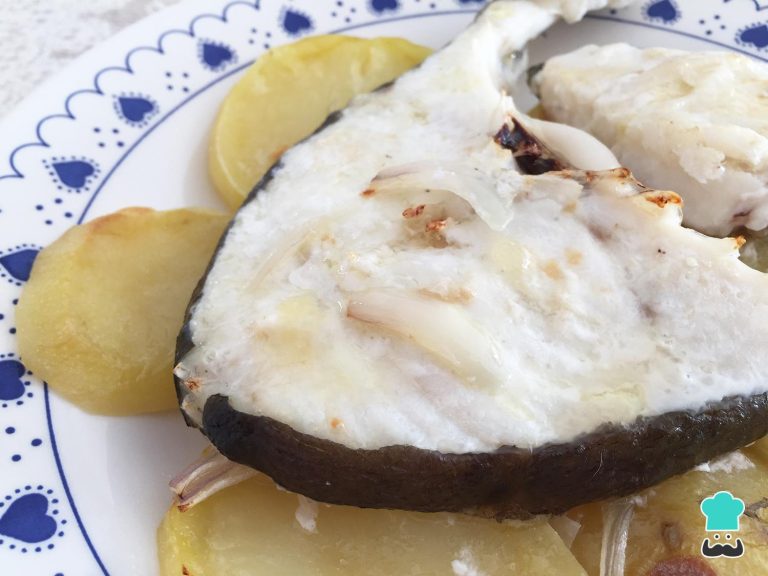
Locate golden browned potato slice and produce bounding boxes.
[209,35,432,210]
[16,208,229,415]
[568,446,768,576]
[158,474,588,576]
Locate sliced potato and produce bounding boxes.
[568,447,768,576]
[158,474,587,576]
[746,435,768,464]
[209,35,432,209]
[16,208,229,415]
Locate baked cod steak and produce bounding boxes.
[531,43,768,237]
[175,0,768,518]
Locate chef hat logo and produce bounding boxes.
[700,491,745,532]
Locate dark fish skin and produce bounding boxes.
[197,393,768,518]
[174,106,768,518]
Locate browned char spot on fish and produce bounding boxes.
[494,118,567,175]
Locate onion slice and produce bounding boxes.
[370,161,515,231]
[169,447,257,511]
[549,514,582,549]
[524,116,620,172]
[347,289,503,387]
[600,497,636,576]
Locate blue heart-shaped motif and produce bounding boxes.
[371,0,399,12]
[282,10,313,35]
[0,360,25,402]
[52,160,95,190]
[740,24,768,48]
[456,0,486,4]
[201,43,234,69]
[645,0,679,23]
[117,96,155,123]
[0,248,38,282]
[0,494,56,544]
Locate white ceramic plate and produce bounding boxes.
[1,1,766,574]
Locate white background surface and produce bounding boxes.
[0,0,180,118]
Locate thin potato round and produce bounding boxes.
[16,208,229,415]
[158,474,587,576]
[567,446,768,576]
[747,435,768,462]
[209,35,432,209]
